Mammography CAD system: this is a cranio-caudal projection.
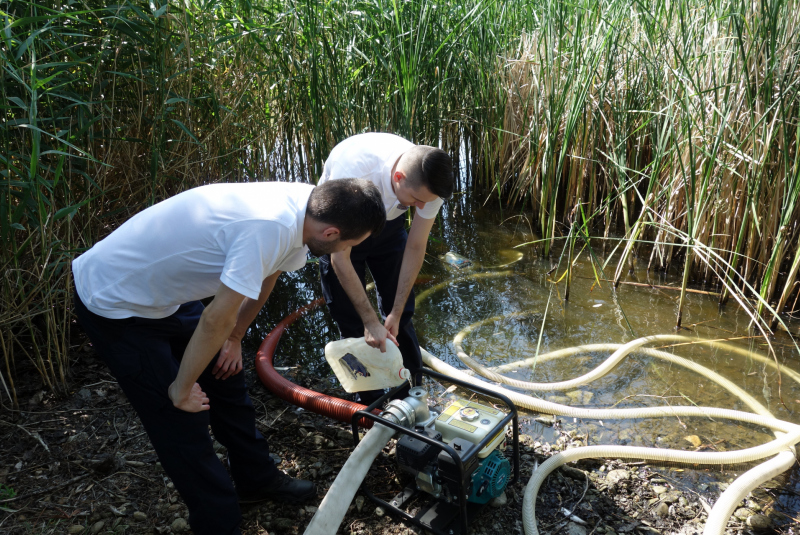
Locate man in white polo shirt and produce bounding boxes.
[318,133,453,403]
[72,179,385,535]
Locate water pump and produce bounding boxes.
[396,398,511,505]
[352,369,520,535]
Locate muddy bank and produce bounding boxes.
[0,349,795,535]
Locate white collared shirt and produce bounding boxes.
[73,182,312,319]
[319,133,444,221]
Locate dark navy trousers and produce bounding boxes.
[74,293,277,535]
[319,216,423,401]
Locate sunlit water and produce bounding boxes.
[245,194,800,523]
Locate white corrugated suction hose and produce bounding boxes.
[413,270,514,305]
[413,271,799,535]
[703,450,797,533]
[421,348,798,444]
[420,348,800,535]
[453,314,800,389]
[304,423,395,535]
[404,268,800,534]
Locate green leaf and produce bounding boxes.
[53,203,83,221]
[105,71,144,82]
[16,125,95,159]
[33,71,66,90]
[7,96,26,109]
[15,26,50,61]
[170,119,199,144]
[52,155,65,188]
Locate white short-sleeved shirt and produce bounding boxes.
[318,133,444,221]
[73,182,313,319]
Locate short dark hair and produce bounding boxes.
[404,145,454,200]
[308,178,386,240]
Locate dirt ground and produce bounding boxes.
[1,342,798,535]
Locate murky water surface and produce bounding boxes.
[246,194,800,520]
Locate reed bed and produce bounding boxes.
[2,0,799,401]
[0,0,528,403]
[1,0,297,404]
[496,0,800,332]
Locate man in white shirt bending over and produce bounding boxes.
[318,133,453,403]
[72,179,385,535]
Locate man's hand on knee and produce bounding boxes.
[168,381,211,412]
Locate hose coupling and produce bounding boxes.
[382,399,416,428]
[381,387,434,429]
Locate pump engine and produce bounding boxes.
[395,399,511,504]
[352,369,519,535]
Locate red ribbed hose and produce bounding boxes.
[254,298,378,428]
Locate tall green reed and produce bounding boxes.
[1,0,306,403]
[1,0,533,401]
[498,0,800,332]
[5,0,799,402]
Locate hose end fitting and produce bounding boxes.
[381,387,433,429]
[382,399,416,428]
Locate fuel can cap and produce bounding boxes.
[459,407,480,422]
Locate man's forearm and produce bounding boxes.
[227,297,261,341]
[173,308,237,396]
[392,245,425,316]
[392,215,435,316]
[228,272,281,342]
[331,253,380,327]
[171,284,244,404]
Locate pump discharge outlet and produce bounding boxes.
[325,337,411,393]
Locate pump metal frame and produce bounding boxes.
[351,368,520,535]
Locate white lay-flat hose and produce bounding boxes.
[304,423,395,535]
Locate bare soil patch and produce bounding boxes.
[1,346,796,535]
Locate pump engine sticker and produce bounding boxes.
[467,401,501,416]
[437,404,460,421]
[450,419,478,433]
[339,353,370,381]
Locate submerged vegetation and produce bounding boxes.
[2,0,799,399]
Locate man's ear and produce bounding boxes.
[321,226,341,240]
[392,170,406,183]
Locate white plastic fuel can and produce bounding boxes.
[324,337,411,393]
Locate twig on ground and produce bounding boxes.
[12,423,50,452]
[270,407,289,427]
[0,474,90,503]
[100,470,156,484]
[122,431,147,444]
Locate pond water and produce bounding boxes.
[245,192,800,523]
